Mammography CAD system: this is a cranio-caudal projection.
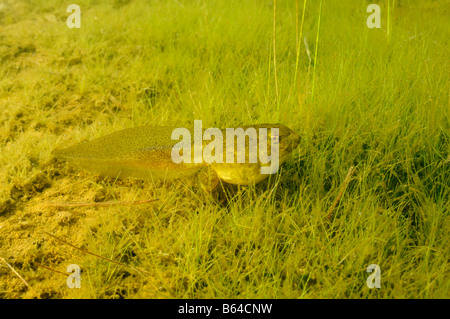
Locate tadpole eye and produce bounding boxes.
[271,135,279,144]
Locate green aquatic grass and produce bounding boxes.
[0,0,448,298]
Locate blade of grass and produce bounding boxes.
[0,256,40,299]
[43,231,149,277]
[33,261,69,277]
[44,198,159,208]
[273,0,279,99]
[294,0,307,88]
[327,166,356,220]
[311,0,323,100]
